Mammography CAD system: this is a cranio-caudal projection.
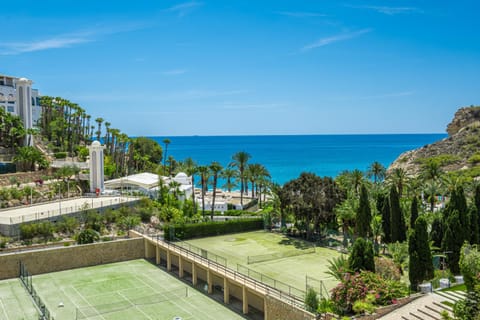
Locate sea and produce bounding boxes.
[150,134,446,185]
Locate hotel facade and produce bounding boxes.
[0,74,41,146]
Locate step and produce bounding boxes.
[434,291,460,302]
[425,304,450,315]
[417,308,440,320]
[409,312,426,320]
[402,316,411,320]
[445,290,466,300]
[432,301,453,312]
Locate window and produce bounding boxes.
[7,105,15,113]
[0,93,4,102]
[32,97,35,106]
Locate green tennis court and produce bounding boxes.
[0,278,38,320]
[185,231,342,295]
[32,259,246,320]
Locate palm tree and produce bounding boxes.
[421,159,443,182]
[209,161,223,220]
[163,138,171,175]
[220,167,238,192]
[367,161,386,184]
[388,168,407,197]
[95,117,104,141]
[183,157,198,213]
[197,165,209,217]
[104,121,111,152]
[231,151,251,207]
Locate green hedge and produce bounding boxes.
[164,218,263,240]
[54,152,67,159]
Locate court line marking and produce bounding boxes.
[133,274,200,319]
[70,283,106,320]
[117,291,154,320]
[0,298,10,320]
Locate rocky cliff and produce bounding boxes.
[388,106,480,177]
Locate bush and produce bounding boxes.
[375,257,401,281]
[305,288,319,313]
[164,218,263,240]
[330,271,408,314]
[54,152,67,159]
[77,229,100,244]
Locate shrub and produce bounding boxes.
[77,229,100,244]
[54,152,67,159]
[375,257,401,281]
[305,288,319,313]
[330,271,408,314]
[164,218,263,240]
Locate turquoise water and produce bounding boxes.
[150,134,446,184]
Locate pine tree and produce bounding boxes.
[378,193,391,243]
[356,184,372,238]
[410,196,419,228]
[349,237,375,272]
[442,210,463,274]
[390,186,406,242]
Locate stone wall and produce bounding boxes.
[264,295,315,320]
[0,237,145,280]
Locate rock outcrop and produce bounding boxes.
[388,106,480,177]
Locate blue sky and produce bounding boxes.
[1,1,479,136]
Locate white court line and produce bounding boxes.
[133,274,196,319]
[117,291,154,320]
[70,284,106,320]
[0,298,10,320]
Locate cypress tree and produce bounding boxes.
[444,187,469,245]
[410,216,434,291]
[475,185,480,243]
[408,229,420,290]
[442,210,463,274]
[469,205,479,244]
[430,217,443,248]
[356,184,372,238]
[349,237,375,272]
[390,186,406,242]
[410,196,419,229]
[378,193,391,243]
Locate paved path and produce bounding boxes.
[0,196,139,224]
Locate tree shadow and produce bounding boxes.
[278,238,313,250]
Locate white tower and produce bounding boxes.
[15,78,34,146]
[88,141,105,193]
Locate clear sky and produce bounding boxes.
[1,1,479,136]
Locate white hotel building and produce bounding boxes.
[0,74,41,146]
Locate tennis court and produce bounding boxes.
[185,231,342,295]
[0,278,38,320]
[32,259,246,320]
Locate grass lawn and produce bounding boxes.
[0,278,38,320]
[32,259,246,320]
[442,284,466,292]
[185,230,342,296]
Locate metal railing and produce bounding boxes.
[150,234,306,310]
[3,197,137,225]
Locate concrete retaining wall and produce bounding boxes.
[0,237,145,280]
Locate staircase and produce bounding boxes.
[380,290,466,320]
[398,291,466,320]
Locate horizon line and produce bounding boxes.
[129,132,447,138]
